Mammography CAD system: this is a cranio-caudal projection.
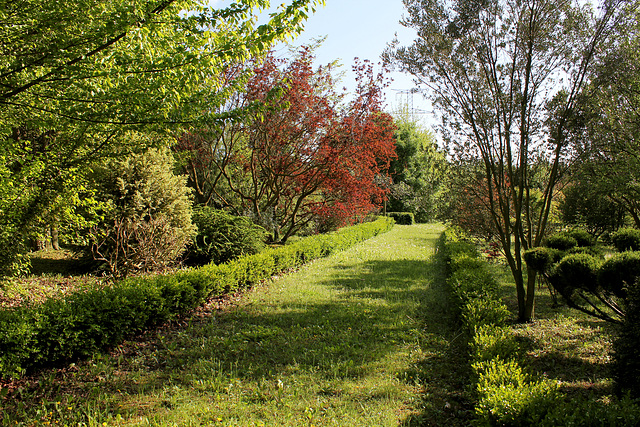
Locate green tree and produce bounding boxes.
[92,142,196,277]
[386,0,628,321]
[0,0,321,275]
[387,118,447,223]
[568,17,640,228]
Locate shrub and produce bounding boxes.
[448,265,500,303]
[523,247,555,273]
[471,325,521,363]
[386,212,414,225]
[92,145,196,277]
[567,228,594,247]
[550,253,601,294]
[473,358,560,426]
[188,207,267,265]
[462,298,511,333]
[598,251,640,298]
[611,228,640,252]
[544,233,578,251]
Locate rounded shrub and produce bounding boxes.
[611,228,640,252]
[598,251,640,298]
[188,207,267,265]
[544,233,578,251]
[549,253,600,294]
[524,247,555,273]
[567,228,594,247]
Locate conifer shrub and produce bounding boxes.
[611,228,640,252]
[598,251,640,298]
[188,207,267,265]
[92,145,196,277]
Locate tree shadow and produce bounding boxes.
[3,237,475,425]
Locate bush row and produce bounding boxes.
[0,217,395,379]
[440,228,559,426]
[442,228,640,425]
[385,212,415,225]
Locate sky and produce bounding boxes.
[274,0,435,125]
[211,0,436,127]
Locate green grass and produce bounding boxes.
[1,224,473,426]
[491,260,617,400]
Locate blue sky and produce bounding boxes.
[211,0,435,126]
[278,1,434,123]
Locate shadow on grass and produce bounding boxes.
[3,234,475,425]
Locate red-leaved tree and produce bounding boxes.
[176,48,396,242]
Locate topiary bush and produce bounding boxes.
[611,228,640,252]
[598,251,640,298]
[523,247,556,273]
[544,233,578,251]
[550,253,601,294]
[566,228,594,247]
[188,207,268,265]
[386,212,414,225]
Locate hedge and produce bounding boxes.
[441,228,640,425]
[0,217,394,379]
[386,212,415,225]
[440,227,559,425]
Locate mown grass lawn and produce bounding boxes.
[2,223,473,426]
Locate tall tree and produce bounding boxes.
[177,49,397,242]
[387,118,447,222]
[569,17,640,227]
[386,0,630,321]
[0,0,321,274]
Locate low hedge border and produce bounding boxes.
[385,212,415,225]
[441,228,640,426]
[0,217,395,379]
[440,227,559,426]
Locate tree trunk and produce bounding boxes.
[51,226,60,250]
[523,268,537,322]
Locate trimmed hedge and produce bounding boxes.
[442,228,640,425]
[386,212,415,225]
[440,228,559,425]
[0,217,394,379]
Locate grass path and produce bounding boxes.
[3,224,473,426]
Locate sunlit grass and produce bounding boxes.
[2,223,474,426]
[492,260,617,400]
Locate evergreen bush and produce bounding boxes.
[611,228,640,252]
[188,207,267,265]
[544,233,578,251]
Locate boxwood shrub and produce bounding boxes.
[386,212,415,225]
[0,217,394,379]
[440,227,560,425]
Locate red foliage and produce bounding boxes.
[177,48,396,242]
